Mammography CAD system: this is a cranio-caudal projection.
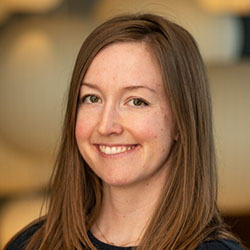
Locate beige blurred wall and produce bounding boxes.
[0,15,95,247]
[208,62,250,214]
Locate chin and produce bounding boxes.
[99,173,139,188]
[102,177,132,187]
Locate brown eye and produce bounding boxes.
[82,95,101,103]
[129,98,148,107]
[133,99,143,106]
[90,95,99,103]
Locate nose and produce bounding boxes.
[97,103,124,136]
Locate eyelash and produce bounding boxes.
[80,94,101,104]
[80,95,149,107]
[127,98,149,107]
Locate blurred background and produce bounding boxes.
[0,0,249,248]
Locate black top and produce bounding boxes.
[6,221,245,250]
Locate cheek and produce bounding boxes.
[130,113,165,141]
[75,115,94,141]
[75,122,85,140]
[132,112,175,147]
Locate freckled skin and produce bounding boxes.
[75,42,176,188]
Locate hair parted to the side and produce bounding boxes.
[11,13,239,250]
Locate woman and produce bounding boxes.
[5,13,245,250]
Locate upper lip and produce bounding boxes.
[94,143,138,146]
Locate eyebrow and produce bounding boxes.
[81,82,156,93]
[81,82,100,90]
[124,85,156,93]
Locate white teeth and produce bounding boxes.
[111,147,116,154]
[116,147,122,153]
[99,145,136,155]
[106,147,111,154]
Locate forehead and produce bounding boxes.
[83,41,164,91]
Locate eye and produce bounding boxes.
[128,98,148,107]
[81,95,101,104]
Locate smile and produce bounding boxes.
[98,145,137,155]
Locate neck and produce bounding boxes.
[91,171,167,246]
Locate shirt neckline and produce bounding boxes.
[88,231,134,250]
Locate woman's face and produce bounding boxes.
[76,42,176,188]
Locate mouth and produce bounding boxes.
[97,144,138,155]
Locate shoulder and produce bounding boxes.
[197,239,245,250]
[4,220,44,250]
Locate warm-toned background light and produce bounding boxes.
[1,0,62,12]
[198,0,250,15]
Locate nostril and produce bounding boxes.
[97,105,124,135]
[97,118,124,136]
[98,123,124,136]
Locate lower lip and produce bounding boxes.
[96,145,140,158]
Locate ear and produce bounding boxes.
[174,132,179,141]
[172,122,179,141]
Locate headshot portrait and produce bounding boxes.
[1,1,249,250]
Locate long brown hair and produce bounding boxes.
[7,13,239,250]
